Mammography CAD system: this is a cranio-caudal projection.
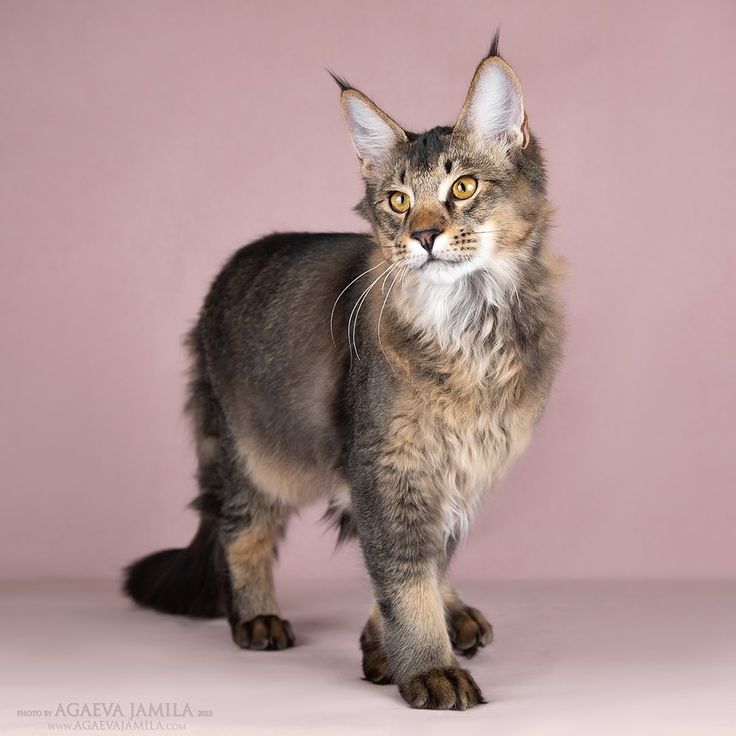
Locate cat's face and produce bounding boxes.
[357,126,524,287]
[339,46,545,300]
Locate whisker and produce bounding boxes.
[381,260,399,293]
[347,262,396,363]
[377,264,404,364]
[351,261,401,361]
[330,260,386,347]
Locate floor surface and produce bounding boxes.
[1,579,734,735]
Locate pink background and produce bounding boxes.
[1,0,734,583]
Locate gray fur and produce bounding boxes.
[123,37,564,710]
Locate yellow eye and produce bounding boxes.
[388,191,411,213]
[452,176,478,200]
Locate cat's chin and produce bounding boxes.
[415,258,480,286]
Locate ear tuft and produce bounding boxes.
[487,28,501,59]
[339,89,407,171]
[327,69,351,92]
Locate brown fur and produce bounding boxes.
[123,38,563,712]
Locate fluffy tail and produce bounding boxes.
[123,518,224,618]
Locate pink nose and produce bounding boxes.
[411,229,442,253]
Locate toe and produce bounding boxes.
[232,615,295,651]
[249,617,270,649]
[399,667,485,710]
[449,606,493,657]
[466,607,494,646]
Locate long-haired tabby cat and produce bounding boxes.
[124,33,563,710]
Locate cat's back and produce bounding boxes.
[199,231,370,368]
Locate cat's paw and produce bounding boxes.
[232,614,295,651]
[360,631,393,684]
[399,666,485,710]
[448,605,493,658]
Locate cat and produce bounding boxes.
[123,32,564,710]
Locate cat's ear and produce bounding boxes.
[337,83,407,172]
[454,45,529,150]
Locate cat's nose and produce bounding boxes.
[411,229,442,254]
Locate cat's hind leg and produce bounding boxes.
[186,329,294,651]
[219,479,294,650]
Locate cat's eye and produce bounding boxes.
[388,191,411,214]
[452,176,478,200]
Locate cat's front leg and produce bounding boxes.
[350,469,485,710]
[439,551,494,658]
[373,564,484,710]
[442,589,494,659]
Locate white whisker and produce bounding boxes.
[377,263,404,364]
[330,260,386,347]
[347,262,396,363]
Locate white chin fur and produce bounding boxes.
[418,259,482,285]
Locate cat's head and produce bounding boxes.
[336,34,549,310]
